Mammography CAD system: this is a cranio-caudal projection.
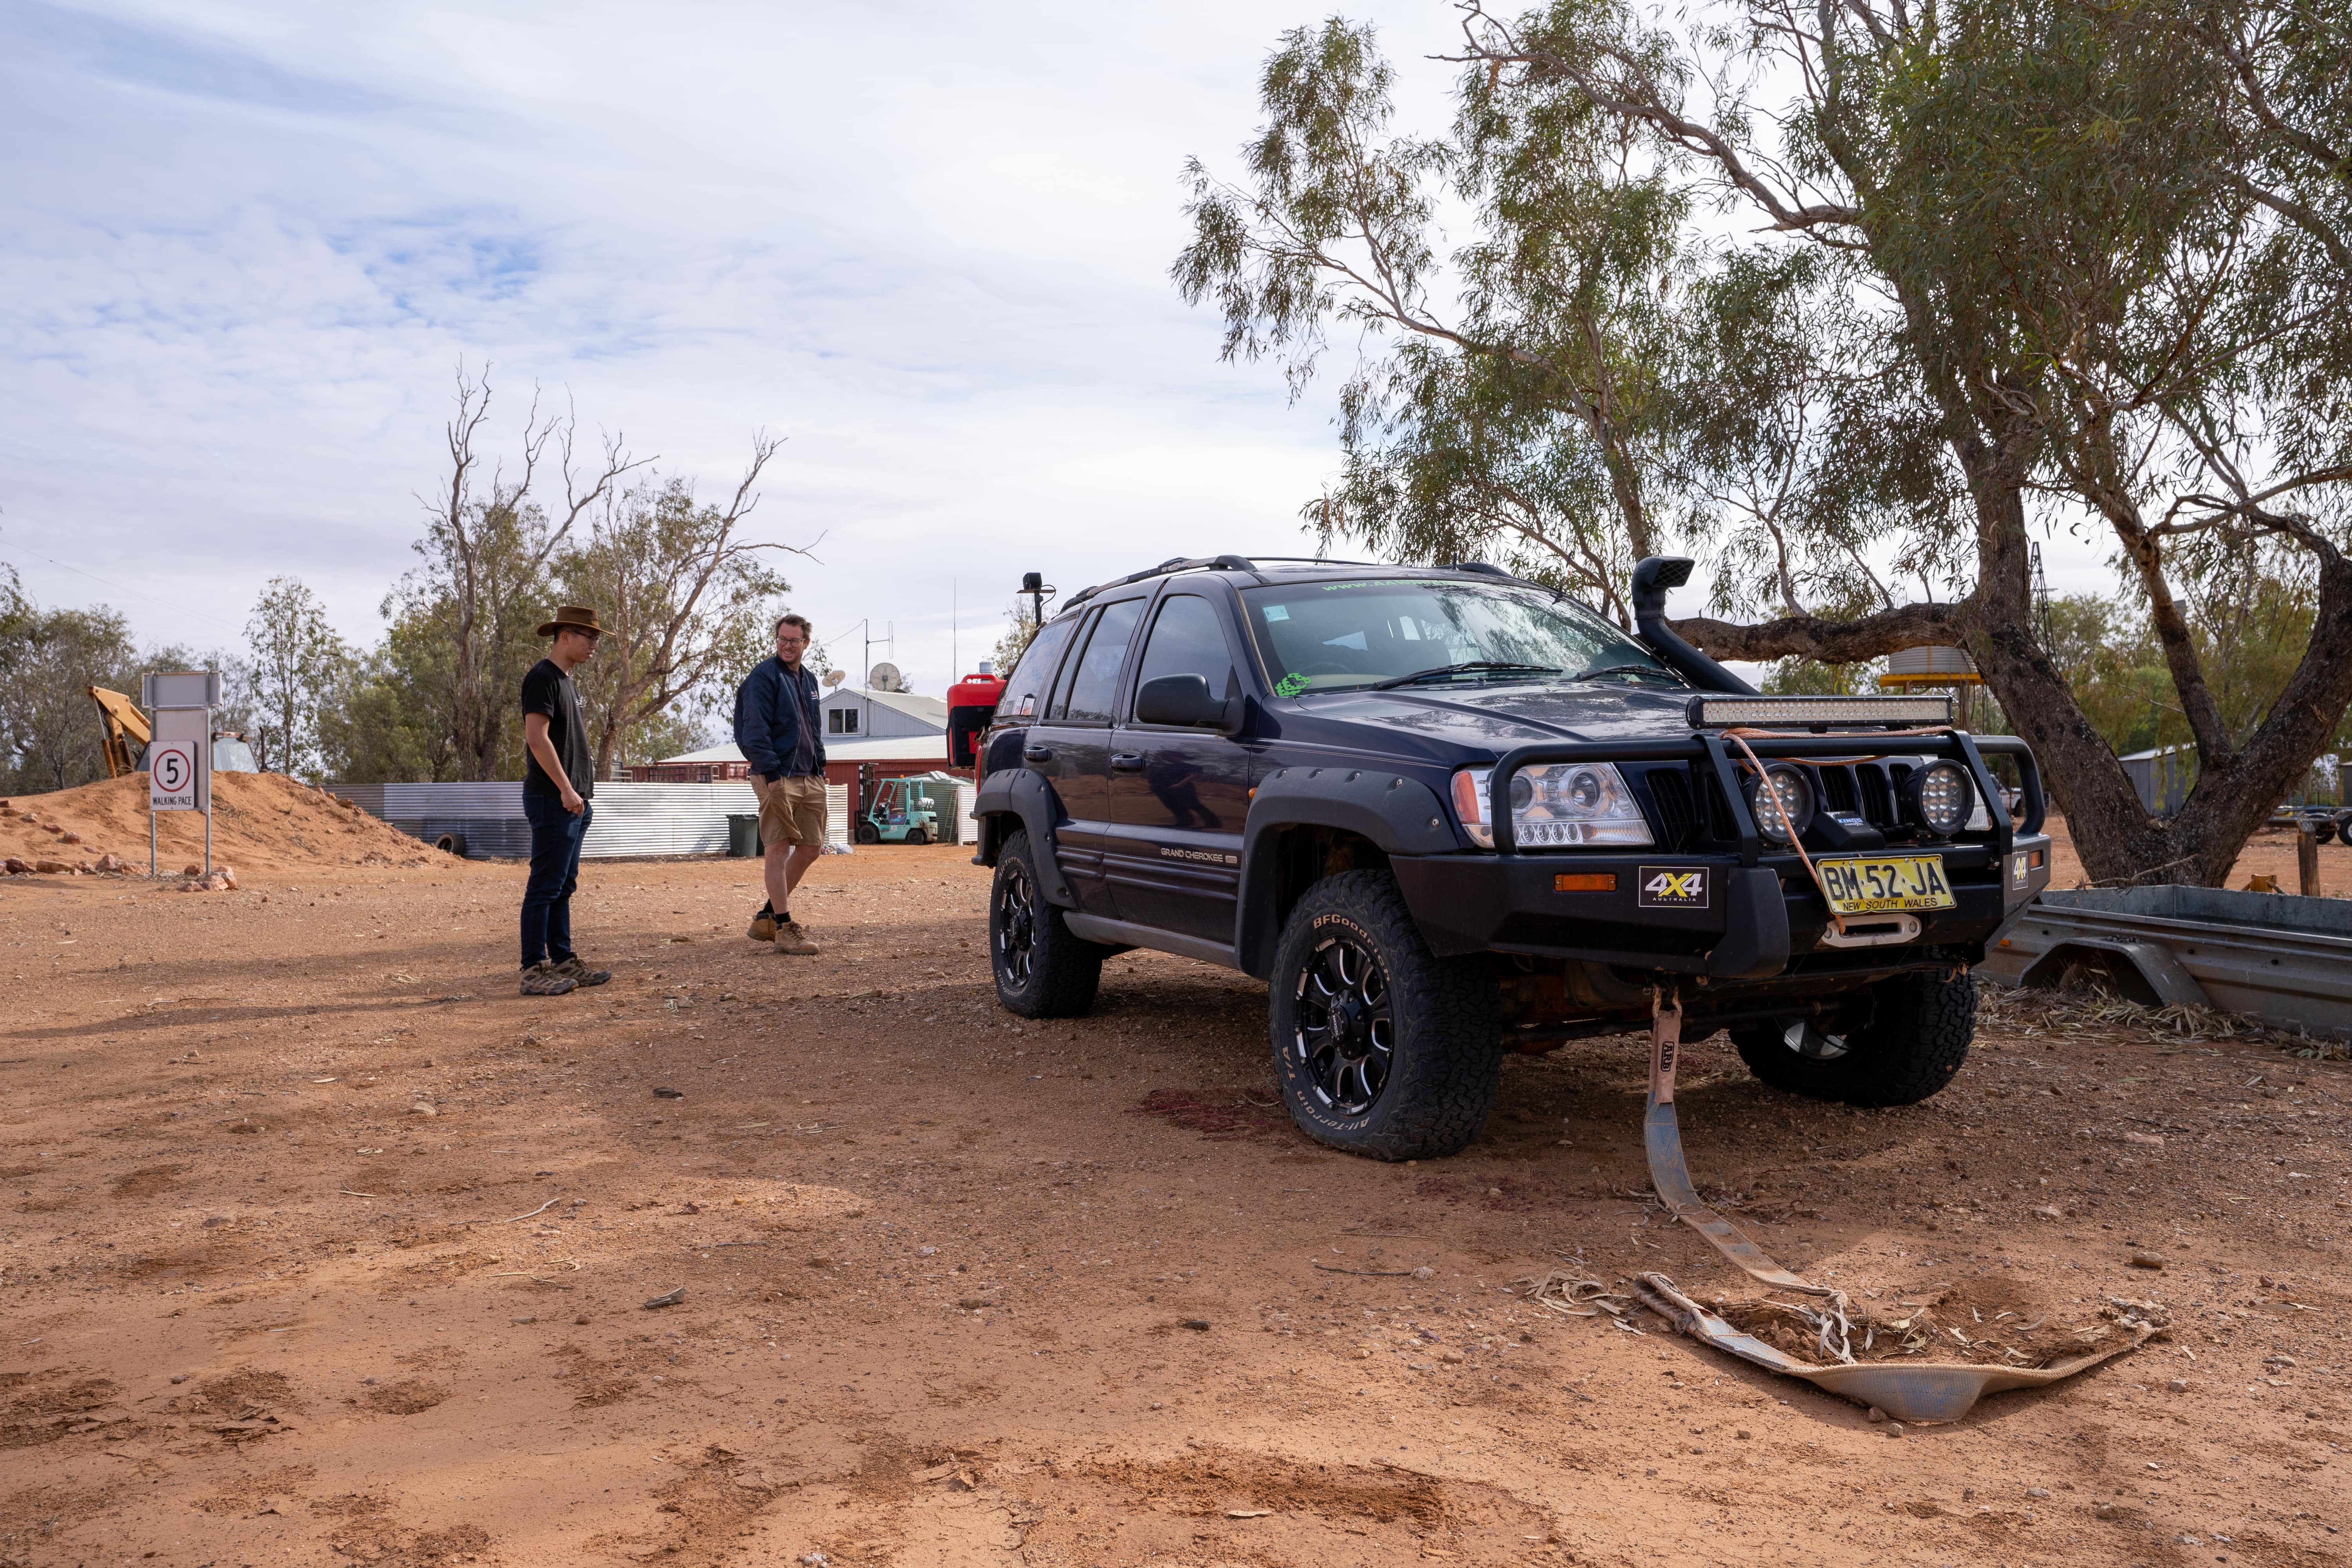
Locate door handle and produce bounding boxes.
[1023,745,1054,764]
[1110,752,1145,771]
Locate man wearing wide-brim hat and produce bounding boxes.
[518,606,613,996]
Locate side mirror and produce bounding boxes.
[1136,673,1238,731]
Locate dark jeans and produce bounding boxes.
[521,791,592,969]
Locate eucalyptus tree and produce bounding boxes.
[239,576,350,777]
[1179,4,2352,885]
[410,364,648,782]
[552,439,804,780]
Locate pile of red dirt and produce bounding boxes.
[0,771,463,875]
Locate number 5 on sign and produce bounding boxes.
[149,741,198,810]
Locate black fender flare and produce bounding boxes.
[1234,765,1461,977]
[974,767,1078,908]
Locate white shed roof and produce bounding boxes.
[822,687,948,727]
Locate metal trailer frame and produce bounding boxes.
[1980,884,2352,1041]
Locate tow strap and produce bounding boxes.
[1635,991,2158,1422]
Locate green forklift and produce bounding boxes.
[855,772,940,845]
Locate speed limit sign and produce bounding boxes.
[149,741,198,810]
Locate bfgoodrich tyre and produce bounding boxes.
[989,828,1107,1019]
[1269,870,1502,1160]
[1731,968,1977,1107]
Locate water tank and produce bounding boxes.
[1880,645,1980,685]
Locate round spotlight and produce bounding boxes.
[1744,764,1815,846]
[1904,761,1975,837]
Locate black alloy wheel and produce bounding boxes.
[1292,930,1394,1116]
[995,858,1040,986]
[987,827,1105,1018]
[1268,870,1502,1161]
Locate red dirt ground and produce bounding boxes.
[3,828,2349,1566]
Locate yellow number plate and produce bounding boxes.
[1817,855,1955,915]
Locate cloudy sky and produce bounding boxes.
[2,0,2110,707]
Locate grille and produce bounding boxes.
[1872,762,1910,827]
[1703,773,1740,840]
[1644,767,1697,849]
[1818,765,1860,816]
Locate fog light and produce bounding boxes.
[1902,761,1975,837]
[1743,765,1815,847]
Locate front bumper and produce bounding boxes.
[1395,833,2052,978]
[1403,730,2052,980]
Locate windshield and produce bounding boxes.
[1242,579,1677,695]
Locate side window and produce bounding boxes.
[1131,595,1236,717]
[1045,610,1097,720]
[1004,616,1078,722]
[827,708,859,735]
[1055,599,1146,724]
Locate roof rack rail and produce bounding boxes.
[1064,554,1258,610]
[1240,555,1385,568]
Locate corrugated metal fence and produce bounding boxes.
[331,781,854,860]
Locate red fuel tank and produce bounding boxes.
[946,670,1007,768]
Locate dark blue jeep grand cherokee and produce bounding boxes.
[974,554,2052,1160]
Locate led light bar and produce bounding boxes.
[1687,694,1953,728]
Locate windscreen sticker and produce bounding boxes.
[1273,672,1310,698]
[1262,604,1290,621]
[1637,867,1709,909]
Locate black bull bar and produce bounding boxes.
[1486,729,2047,859]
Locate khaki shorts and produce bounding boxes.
[754,773,828,849]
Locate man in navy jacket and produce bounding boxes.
[733,614,828,954]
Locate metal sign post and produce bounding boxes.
[142,671,220,878]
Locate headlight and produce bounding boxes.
[1742,764,1815,847]
[1450,763,1654,849]
[1902,761,1975,837]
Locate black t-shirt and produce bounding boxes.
[521,657,593,799]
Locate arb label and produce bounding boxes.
[1637,867,1708,909]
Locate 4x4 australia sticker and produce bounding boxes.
[1637,867,1709,909]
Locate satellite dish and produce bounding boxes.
[868,662,902,693]
[822,668,846,689]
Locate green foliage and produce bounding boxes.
[989,596,1042,675]
[0,567,249,794]
[0,599,138,794]
[238,576,352,780]
[1184,0,2352,882]
[319,595,465,784]
[552,463,793,779]
[1761,657,1884,698]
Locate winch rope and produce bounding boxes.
[1642,988,1855,1357]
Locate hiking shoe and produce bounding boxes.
[521,962,578,996]
[549,957,611,987]
[773,920,818,956]
[747,910,777,942]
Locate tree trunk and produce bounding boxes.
[593,717,622,784]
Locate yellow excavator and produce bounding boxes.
[89,686,260,777]
[91,686,150,778]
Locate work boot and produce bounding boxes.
[747,908,777,942]
[773,919,818,956]
[549,956,611,987]
[521,962,578,996]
